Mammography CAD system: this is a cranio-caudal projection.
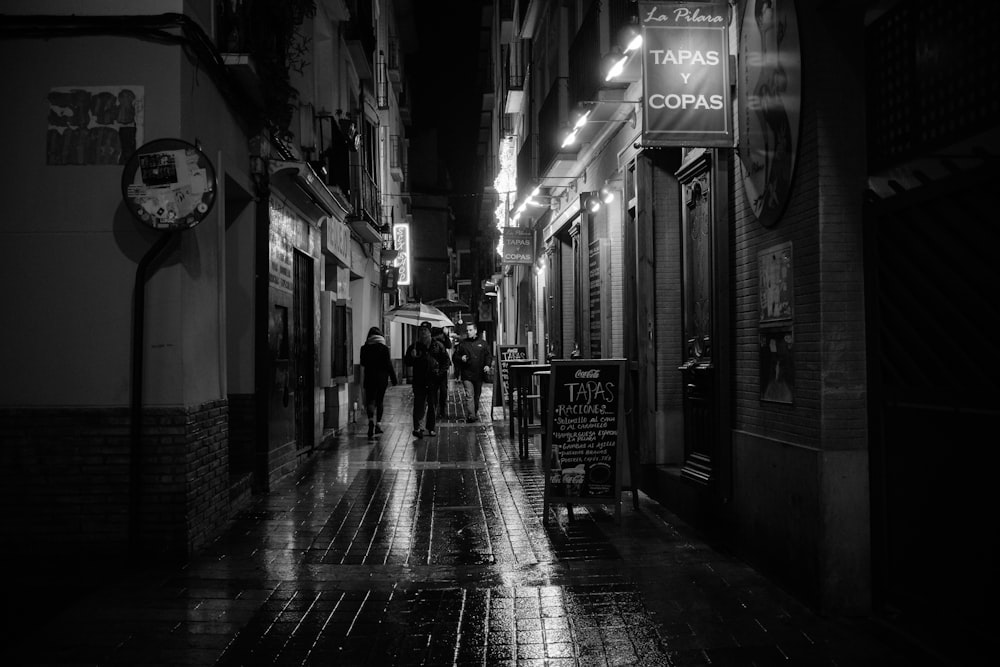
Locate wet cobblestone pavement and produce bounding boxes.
[6,383,931,666]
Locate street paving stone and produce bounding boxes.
[5,382,931,665]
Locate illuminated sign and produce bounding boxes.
[502,226,534,265]
[640,1,733,147]
[392,223,411,286]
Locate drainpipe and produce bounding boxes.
[129,231,181,560]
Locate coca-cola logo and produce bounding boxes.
[574,369,600,379]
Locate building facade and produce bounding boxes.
[0,0,413,563]
[482,0,996,650]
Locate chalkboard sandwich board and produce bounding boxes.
[543,358,627,524]
[496,344,528,408]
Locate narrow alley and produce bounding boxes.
[5,383,924,666]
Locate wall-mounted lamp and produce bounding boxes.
[606,19,643,82]
[580,177,623,214]
[581,192,602,214]
[561,125,581,148]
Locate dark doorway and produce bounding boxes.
[865,161,997,657]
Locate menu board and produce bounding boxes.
[497,345,528,407]
[543,359,626,519]
[589,240,602,358]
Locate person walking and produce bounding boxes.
[453,321,493,422]
[403,326,449,438]
[431,326,453,419]
[359,326,397,439]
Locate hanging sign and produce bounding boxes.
[738,0,801,227]
[121,138,216,230]
[543,359,627,523]
[393,222,411,285]
[502,226,534,265]
[640,1,733,147]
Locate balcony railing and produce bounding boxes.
[504,42,525,90]
[351,157,381,228]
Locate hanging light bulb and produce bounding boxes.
[605,47,628,81]
[600,186,615,204]
[624,31,643,54]
[561,128,579,148]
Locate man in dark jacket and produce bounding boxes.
[359,326,397,439]
[453,322,494,422]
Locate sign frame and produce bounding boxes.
[497,345,529,410]
[502,226,534,265]
[639,1,734,148]
[542,358,628,524]
[392,223,411,285]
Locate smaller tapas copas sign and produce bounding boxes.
[502,226,534,265]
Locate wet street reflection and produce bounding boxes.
[6,384,917,666]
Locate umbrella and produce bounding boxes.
[384,302,455,328]
[427,297,471,314]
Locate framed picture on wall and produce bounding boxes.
[759,241,793,323]
[760,329,794,404]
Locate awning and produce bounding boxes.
[269,160,348,221]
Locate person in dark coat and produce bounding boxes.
[404,326,449,438]
[453,321,494,422]
[431,326,453,418]
[359,326,397,439]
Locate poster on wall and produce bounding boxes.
[760,330,794,403]
[758,241,793,323]
[758,242,793,403]
[47,85,144,165]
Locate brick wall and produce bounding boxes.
[1,399,231,561]
[227,393,256,475]
[731,3,867,447]
[728,2,871,611]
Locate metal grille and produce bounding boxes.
[867,0,1000,169]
